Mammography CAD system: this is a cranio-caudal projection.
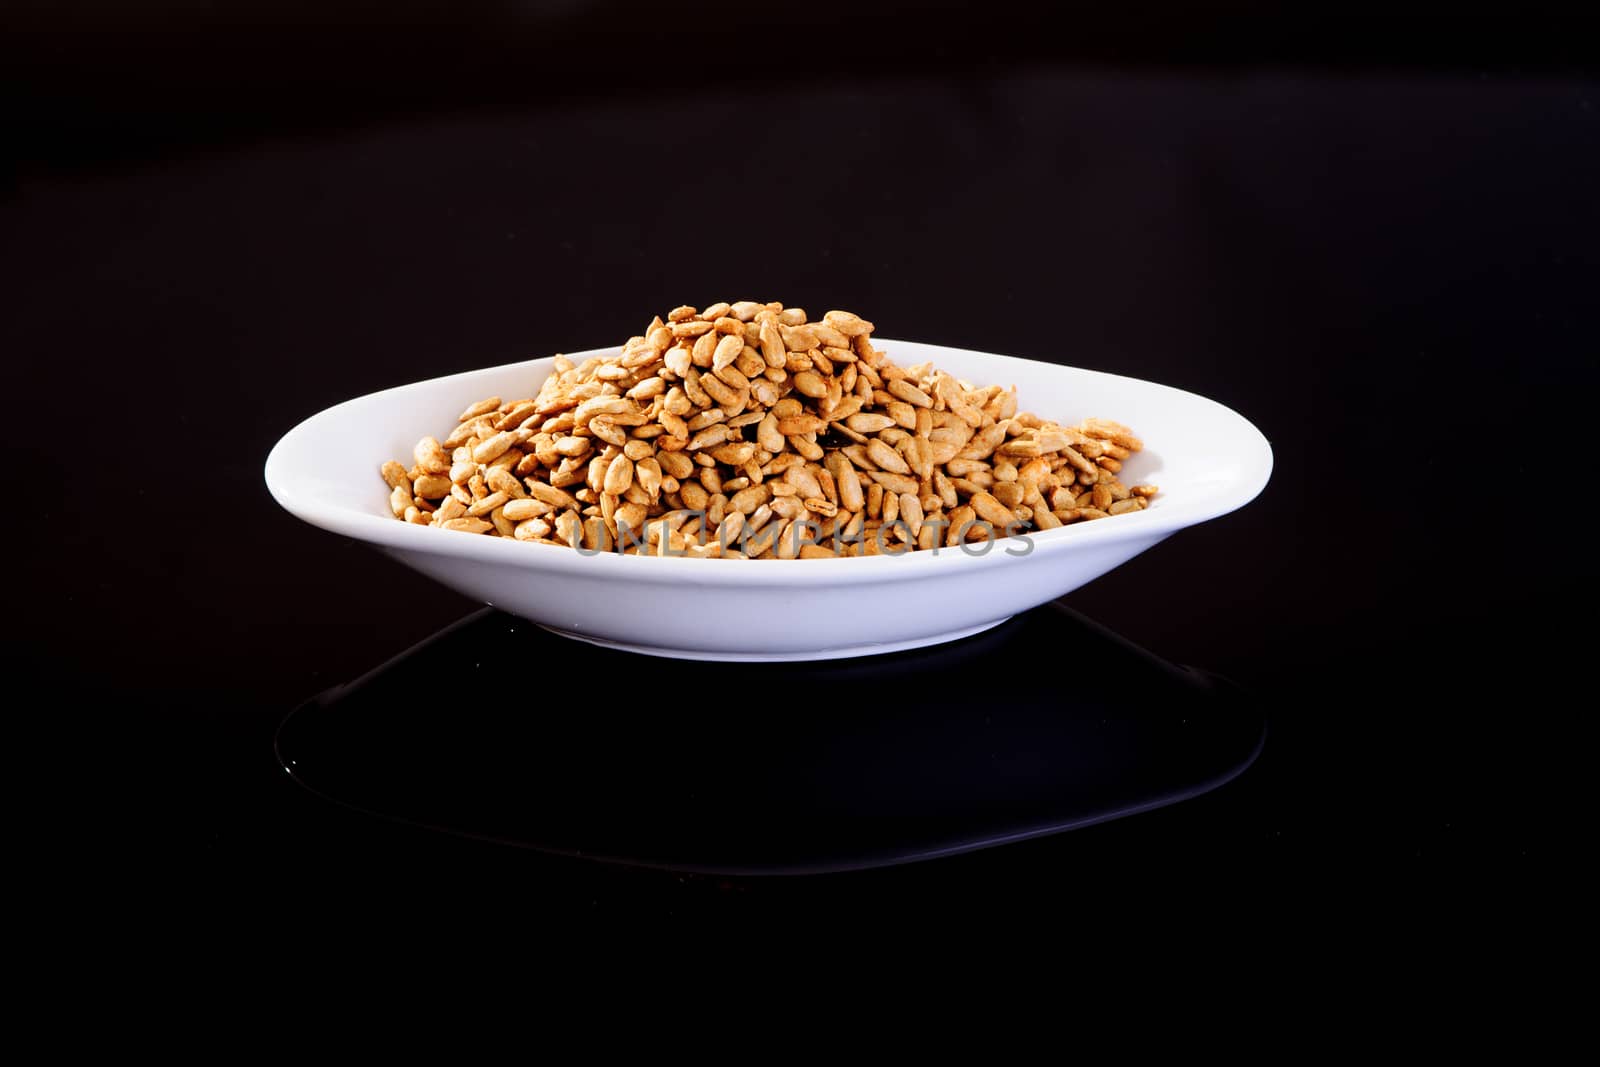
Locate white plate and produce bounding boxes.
[265,340,1272,661]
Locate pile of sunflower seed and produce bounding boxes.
[380,302,1156,558]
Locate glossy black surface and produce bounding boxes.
[276,603,1264,874]
[10,19,1592,919]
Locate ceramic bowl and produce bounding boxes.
[265,340,1272,660]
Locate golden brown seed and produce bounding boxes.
[714,511,746,549]
[466,491,508,517]
[804,322,843,349]
[441,421,476,451]
[805,498,838,518]
[473,432,517,464]
[1056,444,1096,475]
[749,378,779,407]
[712,333,744,371]
[573,396,629,426]
[946,505,976,546]
[414,437,450,473]
[731,345,761,375]
[687,424,730,451]
[602,455,634,495]
[898,493,924,537]
[756,412,785,453]
[866,470,918,496]
[502,498,552,521]
[683,371,716,409]
[659,410,690,439]
[441,517,493,534]
[686,408,726,433]
[381,460,411,490]
[791,435,825,461]
[845,413,895,434]
[413,473,452,499]
[865,481,885,520]
[588,417,626,448]
[830,459,865,513]
[680,480,710,510]
[866,439,911,475]
[729,484,770,514]
[780,324,818,351]
[655,450,693,479]
[691,329,718,367]
[389,484,413,517]
[627,457,658,500]
[1082,418,1144,451]
[784,465,824,500]
[792,370,829,398]
[486,446,524,473]
[712,362,750,391]
[612,501,647,536]
[458,396,502,422]
[672,320,714,338]
[553,436,591,459]
[992,482,1025,509]
[970,491,1019,530]
[823,310,874,336]
[709,442,757,466]
[757,319,786,368]
[958,423,1008,462]
[775,415,826,436]
[627,377,666,401]
[887,379,933,408]
[495,403,540,431]
[885,401,917,430]
[526,481,580,511]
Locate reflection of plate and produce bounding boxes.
[265,340,1272,661]
[277,603,1266,875]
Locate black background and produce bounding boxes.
[7,2,1595,922]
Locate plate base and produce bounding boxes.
[535,616,1013,662]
